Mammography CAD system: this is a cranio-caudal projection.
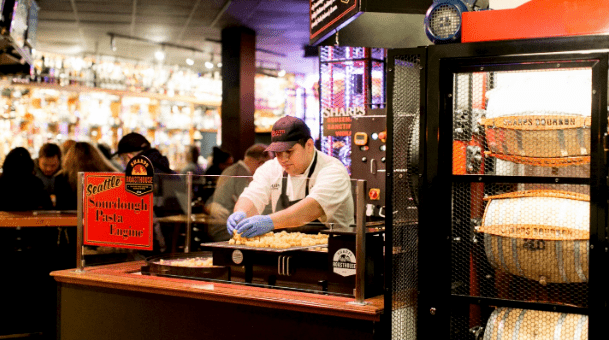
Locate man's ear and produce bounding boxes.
[306,138,315,150]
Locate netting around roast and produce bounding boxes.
[391,53,421,340]
[452,68,592,177]
[451,182,589,308]
[450,304,588,340]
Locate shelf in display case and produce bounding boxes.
[7,80,221,106]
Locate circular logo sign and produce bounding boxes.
[332,248,356,277]
[232,249,244,265]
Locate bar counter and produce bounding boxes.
[0,210,77,227]
[52,261,385,340]
[0,211,77,337]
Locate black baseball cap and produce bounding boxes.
[266,116,311,152]
[113,132,151,156]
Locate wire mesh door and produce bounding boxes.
[387,49,425,340]
[447,58,602,340]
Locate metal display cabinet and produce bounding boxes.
[386,35,609,340]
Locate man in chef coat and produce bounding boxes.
[227,116,354,238]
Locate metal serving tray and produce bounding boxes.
[141,251,230,280]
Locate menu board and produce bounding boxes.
[310,0,361,45]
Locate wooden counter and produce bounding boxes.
[52,261,385,340]
[0,211,77,227]
[0,212,77,338]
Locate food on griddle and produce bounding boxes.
[228,230,329,249]
[157,257,214,267]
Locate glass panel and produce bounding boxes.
[135,174,370,297]
[452,68,592,177]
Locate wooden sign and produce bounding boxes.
[83,173,153,250]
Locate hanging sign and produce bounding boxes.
[83,172,153,250]
[310,0,361,45]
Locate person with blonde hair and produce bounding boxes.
[54,142,119,210]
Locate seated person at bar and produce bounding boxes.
[204,146,234,177]
[35,143,62,199]
[54,142,119,210]
[206,143,272,241]
[0,147,53,211]
[181,145,205,175]
[227,116,354,238]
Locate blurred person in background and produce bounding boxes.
[181,145,205,175]
[114,132,173,174]
[206,144,273,241]
[34,143,62,202]
[54,142,119,211]
[181,145,207,210]
[97,143,124,171]
[0,147,53,211]
[114,132,175,254]
[61,139,76,155]
[204,146,233,177]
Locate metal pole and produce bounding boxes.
[354,179,367,303]
[76,172,85,272]
[185,172,193,253]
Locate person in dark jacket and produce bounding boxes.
[0,147,53,211]
[114,132,176,254]
[114,132,174,174]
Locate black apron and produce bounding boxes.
[274,152,326,234]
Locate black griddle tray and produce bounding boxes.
[201,241,327,253]
[141,251,229,280]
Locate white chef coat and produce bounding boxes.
[239,150,354,228]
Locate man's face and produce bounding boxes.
[275,140,312,176]
[39,156,60,176]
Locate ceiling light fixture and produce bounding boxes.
[155,50,165,61]
[278,69,286,77]
[186,58,194,66]
[205,61,214,69]
[217,62,222,68]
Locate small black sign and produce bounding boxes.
[124,154,154,196]
[310,0,360,45]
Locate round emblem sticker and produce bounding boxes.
[332,248,356,277]
[232,249,244,265]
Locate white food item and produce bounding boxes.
[231,230,329,249]
[158,257,213,267]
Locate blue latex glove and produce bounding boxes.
[235,215,274,238]
[226,211,246,235]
